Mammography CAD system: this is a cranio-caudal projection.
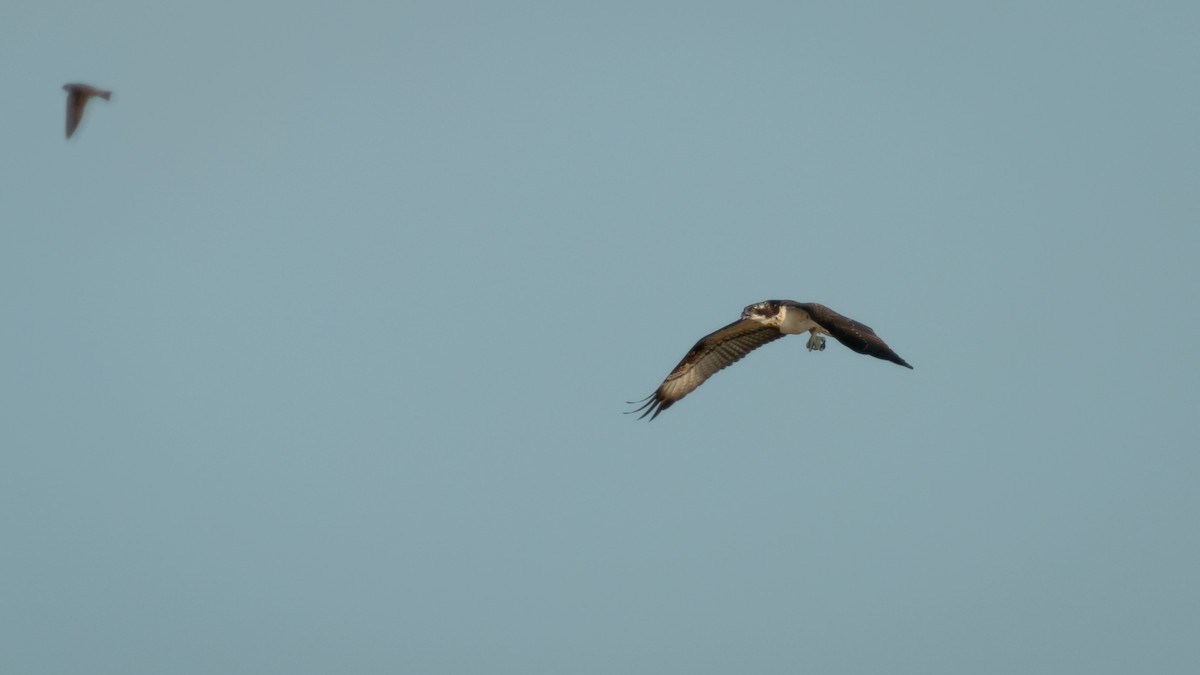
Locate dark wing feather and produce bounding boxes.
[797,302,912,368]
[65,89,85,138]
[629,318,785,420]
[63,84,110,139]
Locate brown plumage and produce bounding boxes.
[795,302,913,369]
[629,300,912,420]
[63,83,112,139]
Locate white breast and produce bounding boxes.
[777,305,818,335]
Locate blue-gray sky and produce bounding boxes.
[3,1,1198,673]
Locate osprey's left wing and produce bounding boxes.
[629,318,784,420]
[797,302,912,369]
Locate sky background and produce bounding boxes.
[3,1,1198,673]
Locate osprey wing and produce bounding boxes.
[65,88,85,138]
[629,318,785,420]
[798,302,912,369]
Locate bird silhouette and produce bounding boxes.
[63,83,112,139]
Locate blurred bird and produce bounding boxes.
[63,83,112,139]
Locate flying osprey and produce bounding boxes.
[629,300,912,420]
[63,83,112,139]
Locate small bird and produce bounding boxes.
[629,300,912,420]
[63,83,112,139]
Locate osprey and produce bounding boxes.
[63,83,112,139]
[629,300,912,420]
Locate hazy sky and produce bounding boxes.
[3,1,1198,673]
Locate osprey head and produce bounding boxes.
[741,300,784,323]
